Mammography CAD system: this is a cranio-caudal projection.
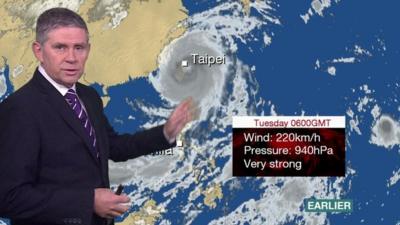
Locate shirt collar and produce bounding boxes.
[38,64,76,96]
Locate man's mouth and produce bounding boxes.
[62,69,79,75]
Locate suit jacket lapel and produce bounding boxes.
[77,84,109,185]
[76,85,107,164]
[32,70,99,163]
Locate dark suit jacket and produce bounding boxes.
[0,69,174,225]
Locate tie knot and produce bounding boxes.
[65,89,78,104]
[67,89,76,94]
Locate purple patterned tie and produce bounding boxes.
[64,89,99,158]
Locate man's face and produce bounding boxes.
[32,26,90,88]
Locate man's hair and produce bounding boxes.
[36,7,89,44]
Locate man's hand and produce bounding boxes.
[94,188,130,219]
[164,97,198,142]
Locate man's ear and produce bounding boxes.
[32,41,43,62]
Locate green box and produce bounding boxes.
[305,199,353,213]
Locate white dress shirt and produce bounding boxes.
[38,65,89,113]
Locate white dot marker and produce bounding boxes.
[177,140,183,147]
[181,60,188,67]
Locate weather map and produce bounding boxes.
[1,0,399,224]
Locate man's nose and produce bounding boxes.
[65,49,77,63]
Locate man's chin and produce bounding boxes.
[60,76,82,87]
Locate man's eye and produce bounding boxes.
[76,46,85,50]
[55,45,65,50]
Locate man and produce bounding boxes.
[0,8,193,225]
